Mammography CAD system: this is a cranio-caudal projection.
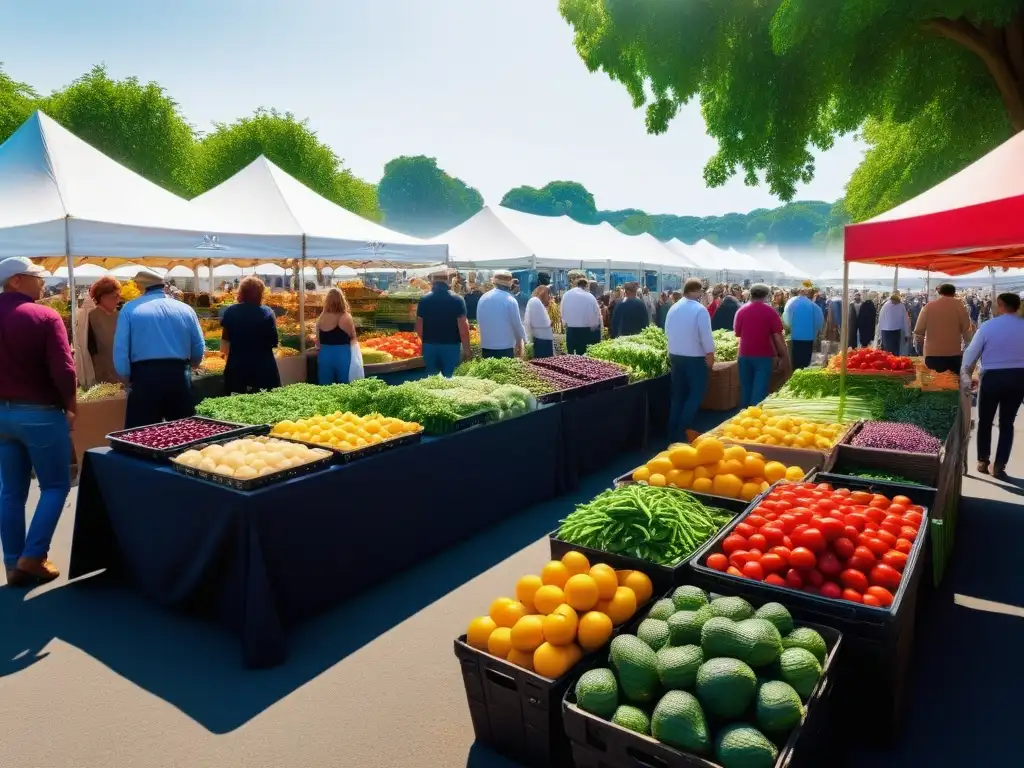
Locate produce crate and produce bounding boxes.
[170,436,335,491]
[562,621,842,768]
[828,421,942,487]
[810,470,937,509]
[427,410,494,436]
[548,495,752,597]
[106,417,268,462]
[686,478,930,743]
[700,361,739,412]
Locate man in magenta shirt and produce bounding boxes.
[733,283,789,408]
[0,257,77,586]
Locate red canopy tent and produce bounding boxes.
[844,130,1024,274]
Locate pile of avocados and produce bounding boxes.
[574,587,828,768]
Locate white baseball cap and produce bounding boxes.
[0,257,46,284]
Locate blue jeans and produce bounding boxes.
[0,404,71,567]
[669,355,709,443]
[422,343,462,377]
[739,357,773,408]
[532,338,554,358]
[318,344,352,384]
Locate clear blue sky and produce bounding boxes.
[2,0,863,216]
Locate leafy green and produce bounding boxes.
[453,358,556,395]
[586,335,668,381]
[712,330,739,362]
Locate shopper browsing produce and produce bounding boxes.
[114,268,205,429]
[610,282,651,339]
[476,270,527,359]
[914,283,973,373]
[86,276,123,385]
[665,278,715,443]
[733,284,788,408]
[316,288,360,385]
[961,291,1024,480]
[415,269,471,377]
[781,288,823,370]
[524,285,555,358]
[877,292,912,355]
[561,276,603,354]
[219,277,282,395]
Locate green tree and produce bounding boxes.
[378,155,483,237]
[0,64,37,143]
[617,213,655,235]
[559,0,1023,206]
[501,180,598,222]
[42,65,196,196]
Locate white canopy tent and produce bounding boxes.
[816,261,933,287]
[743,246,812,279]
[190,156,447,265]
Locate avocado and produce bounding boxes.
[753,602,794,636]
[778,647,822,701]
[756,680,805,735]
[656,644,704,690]
[646,598,677,622]
[637,618,671,651]
[708,596,754,621]
[715,723,779,768]
[671,585,710,611]
[575,668,619,719]
[667,605,713,646]
[782,627,828,664]
[695,657,757,720]
[611,704,651,735]
[610,635,661,704]
[700,617,782,668]
[651,690,710,754]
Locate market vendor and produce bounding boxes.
[525,285,555,358]
[416,269,472,376]
[561,276,602,354]
[87,276,123,384]
[220,276,281,394]
[476,270,526,358]
[113,268,205,428]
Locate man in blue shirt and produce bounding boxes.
[782,288,824,369]
[114,269,205,428]
[476,271,527,358]
[416,269,471,377]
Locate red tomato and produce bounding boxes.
[866,586,894,607]
[746,514,769,529]
[895,538,913,554]
[832,537,856,559]
[765,573,786,586]
[881,551,908,571]
[865,508,887,524]
[722,535,748,554]
[760,526,785,546]
[734,522,756,539]
[763,512,779,521]
[742,561,765,581]
[848,555,875,573]
[769,545,792,562]
[707,553,729,571]
[904,511,923,527]
[817,498,838,511]
[834,488,851,498]
[842,588,864,603]
[789,547,817,569]
[819,581,842,599]
[853,545,876,562]
[862,594,882,607]
[785,568,804,589]
[748,549,763,559]
[887,505,907,517]
[875,530,898,548]
[818,517,845,541]
[729,551,751,568]
[760,553,786,573]
[803,568,824,587]
[747,533,768,552]
[892,495,912,507]
[870,564,902,590]
[796,528,827,553]
[880,521,903,537]
[783,536,795,550]
[778,514,798,533]
[727,566,743,577]
[864,538,890,558]
[840,568,869,592]
[864,521,879,532]
[843,525,861,541]
[845,513,867,531]
[818,552,842,577]
[900,526,918,542]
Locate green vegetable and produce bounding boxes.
[557,485,734,565]
[760,395,877,424]
[586,336,668,381]
[453,357,555,395]
[840,469,927,487]
[712,330,739,362]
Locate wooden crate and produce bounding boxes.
[700,360,739,411]
[72,396,127,464]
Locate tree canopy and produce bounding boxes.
[377,155,483,237]
[559,0,1023,216]
[500,181,598,223]
[0,65,36,145]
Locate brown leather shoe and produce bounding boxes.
[5,568,30,587]
[14,557,60,584]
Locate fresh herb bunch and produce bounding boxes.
[586,338,668,380]
[841,469,927,487]
[454,357,556,395]
[712,329,739,362]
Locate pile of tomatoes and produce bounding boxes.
[361,331,423,360]
[704,482,923,608]
[844,348,913,372]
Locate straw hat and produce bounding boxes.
[492,270,514,287]
[133,268,165,289]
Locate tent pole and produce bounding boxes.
[605,260,611,292]
[839,261,850,418]
[893,265,899,294]
[298,237,307,354]
[65,216,78,353]
[207,257,213,295]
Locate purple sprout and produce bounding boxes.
[851,421,943,454]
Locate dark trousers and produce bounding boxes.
[532,338,554,358]
[481,348,514,359]
[125,359,195,429]
[790,340,814,370]
[879,330,902,355]
[977,368,1024,466]
[565,327,591,356]
[668,354,709,443]
[925,355,962,374]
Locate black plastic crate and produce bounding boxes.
[169,436,335,490]
[280,429,423,464]
[686,478,929,743]
[562,620,841,768]
[428,410,493,436]
[810,470,937,510]
[106,417,268,461]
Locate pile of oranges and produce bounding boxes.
[466,551,653,679]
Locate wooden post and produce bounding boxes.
[839,261,850,418]
[298,235,307,353]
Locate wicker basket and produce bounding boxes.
[701,360,739,411]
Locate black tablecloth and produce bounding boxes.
[646,375,671,439]
[560,382,649,489]
[69,405,564,668]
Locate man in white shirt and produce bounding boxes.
[524,285,555,358]
[876,292,911,354]
[560,277,602,355]
[475,270,527,358]
[665,277,715,443]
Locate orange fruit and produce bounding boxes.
[649,473,667,487]
[515,575,543,612]
[533,584,566,614]
[632,466,651,482]
[510,615,546,652]
[695,438,725,464]
[621,570,653,605]
[616,569,634,586]
[646,457,673,475]
[692,477,714,493]
[466,616,497,650]
[713,473,743,499]
[489,597,514,622]
[533,642,575,679]
[598,587,637,626]
[491,599,528,628]
[722,459,745,476]
[541,560,570,588]
[763,461,787,483]
[506,648,535,671]
[565,642,583,666]
[576,611,613,651]
[589,564,619,600]
[668,444,700,469]
[487,627,513,658]
[563,574,600,611]
[561,550,591,576]
[542,604,578,646]
[786,465,805,481]
[740,481,763,502]
[742,456,766,479]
